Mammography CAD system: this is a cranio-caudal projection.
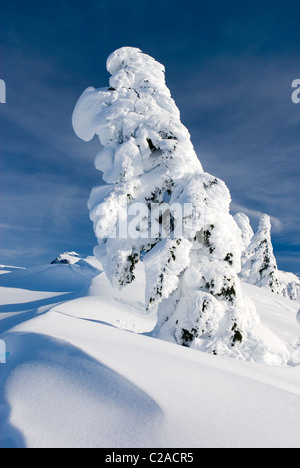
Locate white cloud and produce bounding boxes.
[0,247,47,259]
[231,202,283,232]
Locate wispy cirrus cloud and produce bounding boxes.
[0,51,102,266]
[171,55,300,252]
[0,247,47,260]
[230,202,283,233]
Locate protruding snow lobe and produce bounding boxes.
[73,47,202,180]
[73,47,289,364]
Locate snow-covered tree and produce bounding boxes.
[234,213,254,253]
[235,213,300,301]
[234,212,254,268]
[286,281,300,301]
[73,47,289,364]
[241,214,282,294]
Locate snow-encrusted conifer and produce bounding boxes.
[234,213,254,253]
[234,212,254,267]
[241,214,282,294]
[73,47,289,364]
[286,281,300,301]
[236,213,300,302]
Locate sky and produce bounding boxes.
[0,0,299,274]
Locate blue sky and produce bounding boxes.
[0,0,299,273]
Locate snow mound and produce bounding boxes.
[0,266,25,276]
[1,333,162,448]
[1,257,300,448]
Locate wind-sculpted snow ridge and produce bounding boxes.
[73,47,289,365]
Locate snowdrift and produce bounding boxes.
[0,258,300,448]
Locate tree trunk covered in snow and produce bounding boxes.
[73,47,289,364]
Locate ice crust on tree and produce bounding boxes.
[73,47,289,365]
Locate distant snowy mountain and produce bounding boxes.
[51,252,81,265]
[51,251,103,269]
[0,256,101,293]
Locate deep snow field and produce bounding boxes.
[0,257,300,448]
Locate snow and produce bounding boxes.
[233,212,254,251]
[50,251,81,265]
[240,214,282,294]
[72,47,290,364]
[0,262,101,293]
[1,47,298,448]
[1,258,300,448]
[0,266,25,276]
[278,270,300,302]
[235,214,300,301]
